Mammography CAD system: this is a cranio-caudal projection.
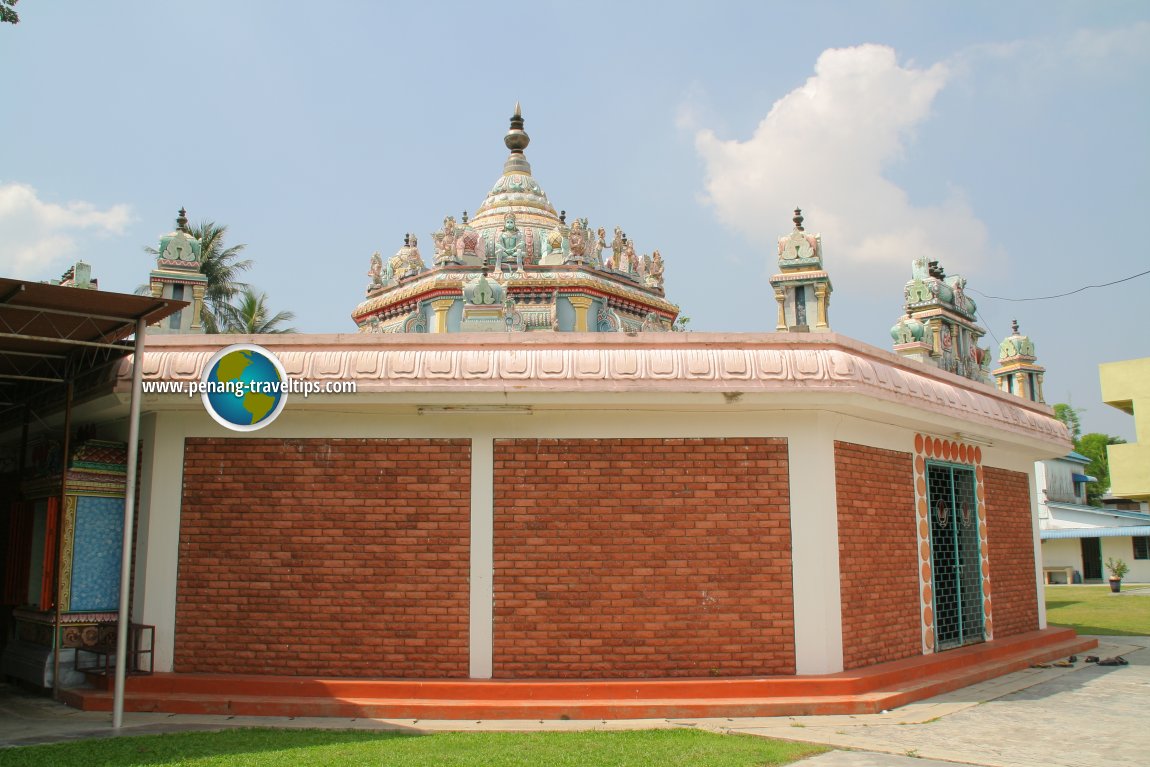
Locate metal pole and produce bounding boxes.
[112,319,146,729]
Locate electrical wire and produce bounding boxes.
[968,269,1150,302]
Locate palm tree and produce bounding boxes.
[144,219,253,333]
[218,287,297,334]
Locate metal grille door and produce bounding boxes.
[927,463,984,651]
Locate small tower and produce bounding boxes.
[890,258,990,382]
[769,208,832,332]
[148,208,209,333]
[993,320,1045,403]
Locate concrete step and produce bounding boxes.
[62,627,1094,720]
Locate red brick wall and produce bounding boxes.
[176,438,470,677]
[492,437,793,678]
[834,442,920,669]
[983,466,1039,638]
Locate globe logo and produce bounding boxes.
[200,344,289,431]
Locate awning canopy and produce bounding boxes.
[1041,526,1150,540]
[1072,473,1097,484]
[0,277,183,418]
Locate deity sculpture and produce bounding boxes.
[594,227,607,268]
[389,233,425,281]
[433,216,461,265]
[622,238,638,274]
[568,218,588,263]
[494,213,527,271]
[646,250,665,290]
[367,252,383,292]
[542,224,568,264]
[609,226,625,270]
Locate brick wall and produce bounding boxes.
[835,442,920,669]
[492,437,794,678]
[983,466,1039,638]
[175,438,470,677]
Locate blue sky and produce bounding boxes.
[2,1,1147,439]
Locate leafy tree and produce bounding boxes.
[217,287,297,334]
[144,220,253,333]
[1076,432,1126,506]
[672,314,691,332]
[1053,403,1082,443]
[1,1,18,25]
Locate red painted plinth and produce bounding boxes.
[63,627,1094,720]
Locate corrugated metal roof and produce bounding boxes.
[1041,526,1150,540]
[1045,502,1150,521]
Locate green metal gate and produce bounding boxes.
[927,462,984,651]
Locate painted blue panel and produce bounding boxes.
[70,496,124,612]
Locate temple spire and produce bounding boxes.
[503,102,532,175]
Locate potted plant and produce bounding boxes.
[1106,557,1129,593]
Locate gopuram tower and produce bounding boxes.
[992,320,1045,403]
[769,208,832,332]
[351,105,679,333]
[890,258,991,382]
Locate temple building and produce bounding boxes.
[769,209,832,332]
[147,209,207,334]
[890,259,990,382]
[992,320,1045,403]
[0,108,1091,719]
[352,105,677,334]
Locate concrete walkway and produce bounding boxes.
[1,636,1146,766]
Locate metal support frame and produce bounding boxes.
[112,319,146,729]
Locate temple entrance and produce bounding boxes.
[927,463,984,651]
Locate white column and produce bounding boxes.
[1030,469,1048,629]
[132,411,188,673]
[788,414,844,674]
[469,437,494,678]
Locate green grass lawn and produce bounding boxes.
[1045,584,1150,635]
[0,727,826,767]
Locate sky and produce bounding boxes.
[1,1,1147,440]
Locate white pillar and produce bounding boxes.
[469,437,494,678]
[133,411,188,673]
[788,414,844,674]
[1030,469,1048,629]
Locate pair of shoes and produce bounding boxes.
[1084,655,1099,663]
[1068,655,1078,662]
[1096,656,1129,666]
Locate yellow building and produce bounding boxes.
[1100,357,1150,502]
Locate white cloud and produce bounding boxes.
[695,44,987,286]
[0,182,133,280]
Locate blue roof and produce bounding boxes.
[1065,451,1091,464]
[1042,526,1150,540]
[1072,473,1097,484]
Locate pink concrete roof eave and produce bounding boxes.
[117,331,1070,450]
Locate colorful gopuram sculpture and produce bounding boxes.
[148,208,208,334]
[351,105,678,333]
[890,258,991,382]
[769,208,832,332]
[992,320,1045,403]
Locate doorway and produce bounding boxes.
[1080,538,1102,581]
[927,462,984,651]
